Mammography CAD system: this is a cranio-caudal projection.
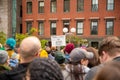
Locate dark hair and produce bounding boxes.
[94,62,120,80]
[98,36,120,57]
[26,58,63,80]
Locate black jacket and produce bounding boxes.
[0,63,30,80]
[0,65,11,74]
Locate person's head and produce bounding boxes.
[86,47,100,68]
[19,36,41,63]
[5,38,16,50]
[70,48,93,65]
[55,51,65,64]
[67,48,93,79]
[45,46,51,54]
[94,62,120,80]
[98,36,120,63]
[0,50,8,64]
[25,58,63,80]
[64,43,75,54]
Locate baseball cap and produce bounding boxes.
[70,48,94,63]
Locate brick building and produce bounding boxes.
[22,0,120,48]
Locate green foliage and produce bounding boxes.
[15,27,48,48]
[29,28,38,35]
[41,39,48,49]
[15,33,28,46]
[66,35,88,47]
[0,31,6,45]
[15,28,37,46]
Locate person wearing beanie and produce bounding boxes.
[64,43,75,54]
[24,58,64,80]
[4,38,16,58]
[0,50,11,73]
[54,51,70,80]
[64,43,75,63]
[55,51,65,64]
[39,49,48,58]
[0,36,41,80]
[64,48,93,80]
[4,38,19,68]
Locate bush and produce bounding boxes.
[41,39,48,49]
[15,28,37,47]
[15,28,48,48]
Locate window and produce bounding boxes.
[50,0,57,13]
[106,20,114,35]
[92,0,98,11]
[27,2,32,14]
[91,20,98,35]
[20,5,22,17]
[77,0,84,12]
[107,0,114,10]
[26,21,32,33]
[77,21,83,35]
[51,21,56,35]
[38,1,44,13]
[20,24,22,33]
[38,22,44,35]
[63,20,70,33]
[64,0,70,12]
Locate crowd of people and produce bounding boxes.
[0,35,120,80]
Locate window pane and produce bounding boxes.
[108,0,114,3]
[51,22,56,35]
[106,20,114,35]
[64,0,70,12]
[77,21,83,35]
[92,0,98,11]
[77,0,84,12]
[63,21,70,34]
[40,2,44,6]
[38,22,44,35]
[107,0,114,10]
[51,0,56,12]
[91,21,98,35]
[27,2,32,14]
[92,0,98,4]
[26,22,32,33]
[38,1,44,13]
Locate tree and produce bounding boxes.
[15,28,37,47]
[15,28,48,48]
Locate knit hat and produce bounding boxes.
[64,43,75,54]
[55,51,65,64]
[39,50,48,58]
[0,50,8,64]
[70,48,94,63]
[28,58,63,80]
[6,38,16,49]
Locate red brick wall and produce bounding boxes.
[22,0,120,38]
